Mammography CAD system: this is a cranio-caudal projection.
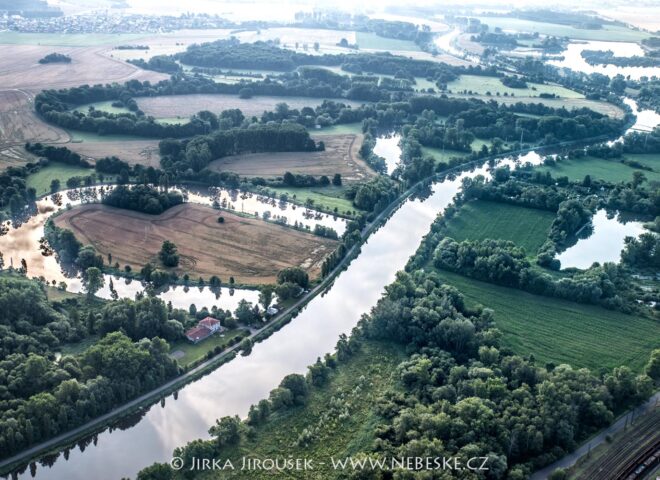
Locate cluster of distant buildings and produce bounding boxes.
[0,12,236,34]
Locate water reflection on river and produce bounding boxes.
[549,41,660,80]
[10,152,543,480]
[373,134,402,174]
[556,210,646,269]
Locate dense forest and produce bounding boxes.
[0,275,184,459]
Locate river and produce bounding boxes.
[556,210,647,269]
[7,151,543,480]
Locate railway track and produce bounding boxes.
[580,408,660,480]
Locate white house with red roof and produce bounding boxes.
[185,316,224,343]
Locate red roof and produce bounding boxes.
[185,326,213,342]
[199,316,221,328]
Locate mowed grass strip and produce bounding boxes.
[537,154,660,185]
[218,341,406,479]
[268,186,360,216]
[447,74,584,98]
[355,31,421,51]
[443,200,555,255]
[434,269,659,373]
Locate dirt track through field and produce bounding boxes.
[54,203,337,284]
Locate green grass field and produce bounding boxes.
[355,32,421,52]
[433,269,658,373]
[67,130,153,142]
[169,329,247,367]
[217,341,406,479]
[446,74,584,98]
[421,145,470,163]
[268,186,360,216]
[443,200,555,255]
[72,101,132,115]
[27,163,95,196]
[0,32,147,46]
[474,17,650,42]
[312,123,363,135]
[537,155,660,185]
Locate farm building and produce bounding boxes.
[185,316,224,343]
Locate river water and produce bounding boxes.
[373,134,402,174]
[556,210,647,269]
[8,151,543,480]
[548,41,660,80]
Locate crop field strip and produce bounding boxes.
[208,134,375,183]
[433,270,659,372]
[441,200,555,255]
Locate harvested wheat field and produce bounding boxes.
[208,134,375,183]
[0,45,167,90]
[0,90,69,150]
[136,94,366,119]
[67,140,161,168]
[54,203,337,284]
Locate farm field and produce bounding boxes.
[420,145,470,163]
[312,122,363,135]
[0,45,167,90]
[0,146,38,170]
[136,94,366,119]
[447,93,626,118]
[72,100,132,115]
[474,16,651,42]
[208,134,374,184]
[442,200,555,255]
[537,154,660,185]
[215,340,406,480]
[26,163,95,196]
[0,90,69,149]
[446,74,584,98]
[355,31,421,52]
[267,185,359,216]
[66,139,161,168]
[54,203,337,284]
[0,32,149,46]
[433,269,659,373]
